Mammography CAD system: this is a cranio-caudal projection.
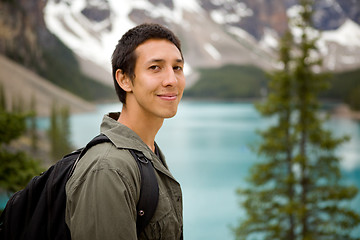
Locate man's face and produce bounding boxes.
[127,39,186,120]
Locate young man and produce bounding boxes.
[65,23,185,239]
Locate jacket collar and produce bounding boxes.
[100,112,178,182]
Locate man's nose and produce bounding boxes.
[162,67,177,86]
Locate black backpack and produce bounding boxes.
[0,134,159,240]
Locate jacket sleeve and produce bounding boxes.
[66,166,139,240]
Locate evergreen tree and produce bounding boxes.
[235,1,360,239]
[347,86,360,111]
[58,105,72,155]
[29,95,38,152]
[0,83,5,111]
[48,103,72,161]
[292,1,359,238]
[235,30,298,240]
[11,93,24,113]
[0,94,43,196]
[48,103,60,160]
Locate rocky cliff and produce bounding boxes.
[44,0,360,75]
[0,0,52,69]
[0,0,114,104]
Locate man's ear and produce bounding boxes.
[115,69,132,92]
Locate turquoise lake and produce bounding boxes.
[69,101,360,240]
[1,101,359,239]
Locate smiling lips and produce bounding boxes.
[157,93,178,101]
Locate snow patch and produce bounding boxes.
[44,0,360,75]
[209,0,252,24]
[45,0,119,70]
[173,0,202,14]
[288,5,360,54]
[340,56,357,65]
[260,28,279,49]
[226,26,257,43]
[320,19,360,47]
[142,0,203,24]
[183,62,193,76]
[44,0,204,71]
[204,43,221,60]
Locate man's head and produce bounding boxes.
[111,23,183,104]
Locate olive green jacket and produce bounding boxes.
[65,113,183,240]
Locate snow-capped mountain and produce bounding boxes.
[44,0,360,80]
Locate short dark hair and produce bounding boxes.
[111,23,183,104]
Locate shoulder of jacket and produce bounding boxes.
[67,143,141,190]
[84,142,138,167]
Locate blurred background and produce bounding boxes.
[0,0,360,239]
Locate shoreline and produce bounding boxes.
[331,104,360,121]
[182,98,360,121]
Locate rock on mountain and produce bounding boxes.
[0,0,56,69]
[44,0,360,79]
[0,0,115,109]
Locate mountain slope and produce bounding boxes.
[1,0,359,107]
[0,0,114,103]
[44,0,360,76]
[0,54,95,116]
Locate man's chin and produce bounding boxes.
[162,109,178,119]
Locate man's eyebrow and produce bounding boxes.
[149,59,164,62]
[145,59,164,65]
[147,58,184,63]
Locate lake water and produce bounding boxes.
[1,101,359,239]
[69,101,360,240]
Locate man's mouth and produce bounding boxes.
[157,93,178,101]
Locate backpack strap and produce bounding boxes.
[129,149,159,237]
[70,134,159,236]
[68,134,112,179]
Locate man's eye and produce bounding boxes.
[174,66,183,71]
[149,65,160,70]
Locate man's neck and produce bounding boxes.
[117,106,163,152]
